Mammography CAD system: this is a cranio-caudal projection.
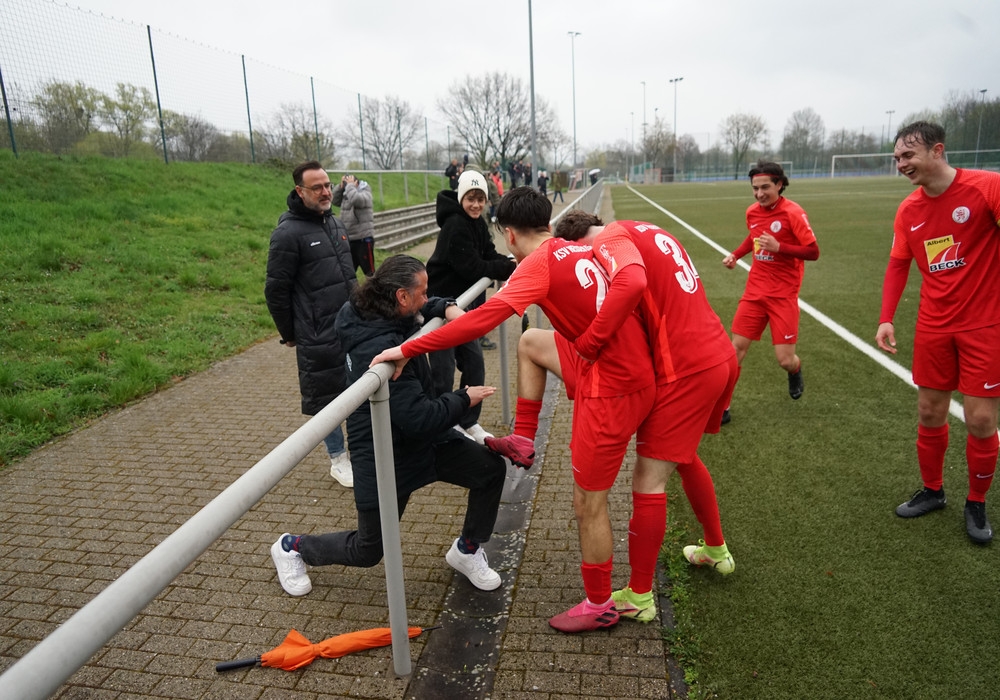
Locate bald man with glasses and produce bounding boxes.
[265,160,359,487]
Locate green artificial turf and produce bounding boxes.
[610,180,998,699]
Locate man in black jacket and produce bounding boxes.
[269,255,507,595]
[264,161,358,488]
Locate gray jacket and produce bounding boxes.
[332,180,375,242]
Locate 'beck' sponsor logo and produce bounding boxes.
[923,235,965,273]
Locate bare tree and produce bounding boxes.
[676,133,701,174]
[341,95,422,170]
[33,80,101,153]
[97,83,156,157]
[153,110,219,161]
[256,102,337,164]
[780,108,825,169]
[720,113,768,178]
[641,115,672,171]
[438,72,533,167]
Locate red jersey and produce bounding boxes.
[887,169,1000,332]
[402,236,653,398]
[587,221,735,384]
[741,197,816,300]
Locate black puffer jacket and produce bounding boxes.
[264,190,357,415]
[336,298,471,511]
[426,189,516,298]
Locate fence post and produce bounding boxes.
[0,60,17,158]
[369,376,412,677]
[146,26,168,165]
[378,172,384,209]
[404,172,409,206]
[242,55,255,164]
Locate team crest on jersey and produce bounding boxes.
[924,235,965,273]
[770,221,782,233]
[952,206,970,224]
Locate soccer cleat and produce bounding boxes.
[964,499,993,545]
[895,487,947,518]
[788,368,804,400]
[479,336,498,350]
[521,314,530,333]
[611,587,657,623]
[329,452,354,488]
[683,540,735,576]
[463,423,494,445]
[445,538,502,591]
[549,599,620,633]
[270,534,312,596]
[484,433,536,469]
[720,409,731,425]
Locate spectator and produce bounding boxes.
[551,173,565,203]
[445,158,460,190]
[269,255,507,596]
[331,173,375,276]
[265,161,357,488]
[524,162,533,190]
[508,161,519,188]
[537,170,548,197]
[487,168,503,222]
[426,170,516,442]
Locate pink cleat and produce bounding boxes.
[484,434,536,469]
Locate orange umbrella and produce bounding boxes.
[216,626,437,672]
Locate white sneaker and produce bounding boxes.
[453,425,475,441]
[329,452,354,487]
[463,423,494,445]
[445,538,501,591]
[270,534,312,596]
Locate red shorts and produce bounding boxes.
[570,384,657,491]
[636,356,737,464]
[555,332,579,400]
[913,323,1000,398]
[732,296,800,345]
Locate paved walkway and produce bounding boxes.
[0,187,682,699]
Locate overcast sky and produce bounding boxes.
[27,0,1000,154]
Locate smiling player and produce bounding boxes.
[721,161,820,423]
[876,121,1000,545]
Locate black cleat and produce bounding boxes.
[895,487,947,518]
[964,499,993,545]
[720,409,731,425]
[479,336,497,350]
[788,369,804,400]
[521,314,530,333]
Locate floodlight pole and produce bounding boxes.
[568,31,581,169]
[630,111,634,180]
[641,80,647,180]
[885,109,895,149]
[975,89,988,168]
[670,76,683,181]
[528,0,538,186]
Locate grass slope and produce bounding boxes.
[610,180,998,699]
[0,152,438,466]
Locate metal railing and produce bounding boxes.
[0,179,606,699]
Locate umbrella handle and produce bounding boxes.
[215,656,262,672]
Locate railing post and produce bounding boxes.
[369,373,412,677]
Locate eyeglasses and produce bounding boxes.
[299,182,334,193]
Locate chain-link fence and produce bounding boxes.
[0,0,456,168]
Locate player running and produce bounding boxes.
[721,160,820,423]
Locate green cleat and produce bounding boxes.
[683,540,735,576]
[611,586,657,623]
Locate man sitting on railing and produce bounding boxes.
[270,255,507,596]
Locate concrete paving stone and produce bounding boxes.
[139,633,197,656]
[520,669,580,694]
[202,680,265,700]
[54,687,119,700]
[100,667,164,694]
[150,674,214,700]
[580,672,641,697]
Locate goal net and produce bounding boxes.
[829,153,896,178]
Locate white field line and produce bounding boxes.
[626,185,965,422]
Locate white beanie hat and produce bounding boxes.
[457,170,489,203]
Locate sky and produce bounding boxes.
[17,0,1000,156]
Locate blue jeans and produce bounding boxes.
[323,424,346,457]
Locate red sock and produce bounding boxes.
[581,556,613,605]
[513,397,543,440]
[916,424,949,491]
[627,492,666,595]
[676,456,725,547]
[966,432,998,502]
